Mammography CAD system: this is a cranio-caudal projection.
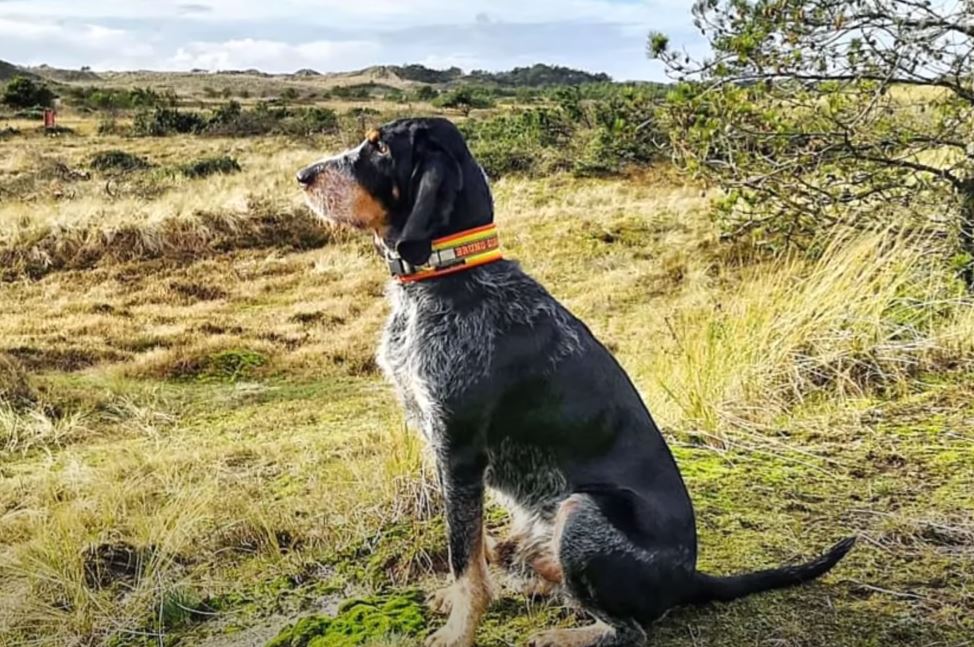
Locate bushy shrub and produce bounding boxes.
[179,156,241,178]
[459,108,573,177]
[133,107,205,136]
[90,150,152,172]
[2,77,56,110]
[64,86,170,112]
[201,101,340,137]
[285,106,339,135]
[414,85,439,101]
[456,84,666,178]
[433,86,495,113]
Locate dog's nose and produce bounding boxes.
[296,165,319,186]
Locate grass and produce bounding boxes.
[0,114,972,647]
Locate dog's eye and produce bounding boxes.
[376,141,390,156]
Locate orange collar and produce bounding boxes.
[386,224,503,283]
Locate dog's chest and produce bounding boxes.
[377,287,492,439]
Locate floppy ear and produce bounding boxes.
[395,148,462,267]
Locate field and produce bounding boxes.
[1,100,973,647]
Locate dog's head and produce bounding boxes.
[297,117,493,266]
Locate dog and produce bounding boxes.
[297,117,855,647]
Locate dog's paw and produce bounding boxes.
[526,625,612,647]
[426,585,455,615]
[526,629,564,647]
[424,625,473,647]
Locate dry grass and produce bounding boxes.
[0,117,971,647]
[654,230,973,436]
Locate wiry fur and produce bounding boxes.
[378,261,583,445]
[297,117,856,647]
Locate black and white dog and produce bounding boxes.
[297,118,854,647]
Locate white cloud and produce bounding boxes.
[168,38,381,72]
[0,0,685,28]
[0,1,703,80]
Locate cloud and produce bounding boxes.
[178,3,211,15]
[0,1,704,80]
[168,38,381,73]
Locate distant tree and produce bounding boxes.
[415,85,439,101]
[433,86,495,115]
[2,77,56,109]
[651,0,974,286]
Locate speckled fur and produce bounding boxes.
[300,117,855,647]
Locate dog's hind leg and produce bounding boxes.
[527,492,693,647]
[527,619,645,647]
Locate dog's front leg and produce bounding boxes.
[426,444,492,647]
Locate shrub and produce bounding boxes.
[179,156,241,178]
[63,86,167,112]
[459,109,573,177]
[282,106,339,135]
[133,107,205,136]
[2,77,56,109]
[433,86,495,113]
[96,116,135,136]
[414,85,439,101]
[90,150,152,172]
[201,101,339,137]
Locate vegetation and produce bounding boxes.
[0,49,971,647]
[651,0,974,286]
[458,85,665,177]
[90,150,152,172]
[2,76,56,109]
[133,106,206,136]
[468,63,612,86]
[65,86,176,112]
[179,155,242,179]
[432,86,496,114]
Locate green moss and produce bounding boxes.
[203,349,267,381]
[266,591,426,647]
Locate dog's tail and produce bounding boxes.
[684,536,856,605]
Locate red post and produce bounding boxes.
[43,109,57,129]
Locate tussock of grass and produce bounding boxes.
[0,405,90,457]
[653,230,973,436]
[180,155,242,179]
[125,340,273,381]
[0,203,337,281]
[90,150,152,173]
[0,352,37,410]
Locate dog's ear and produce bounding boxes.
[394,128,463,266]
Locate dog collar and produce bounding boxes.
[386,224,503,283]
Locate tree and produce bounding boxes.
[415,85,439,101]
[651,0,974,286]
[433,86,495,116]
[2,76,56,109]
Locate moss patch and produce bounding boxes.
[266,592,426,647]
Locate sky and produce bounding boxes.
[0,0,706,81]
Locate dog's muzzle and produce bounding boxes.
[297,147,364,227]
